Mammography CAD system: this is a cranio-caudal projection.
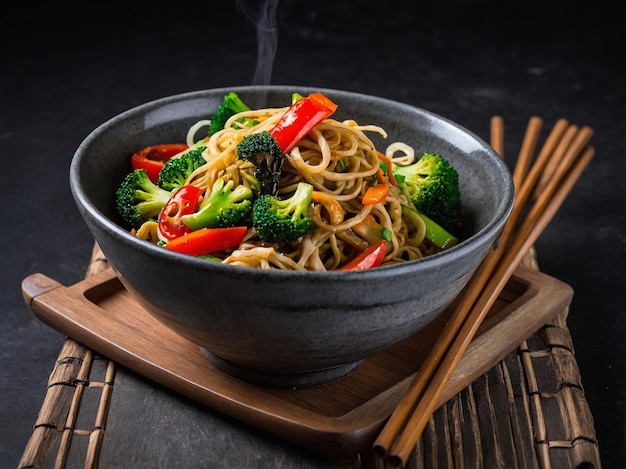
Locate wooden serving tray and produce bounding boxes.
[22,266,572,459]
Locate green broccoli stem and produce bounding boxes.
[418,208,458,250]
[280,182,313,218]
[401,205,458,250]
[399,183,458,249]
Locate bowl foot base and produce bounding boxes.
[199,347,363,389]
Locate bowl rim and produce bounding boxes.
[70,85,514,280]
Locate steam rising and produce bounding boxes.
[236,0,281,88]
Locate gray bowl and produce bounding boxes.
[70,86,514,388]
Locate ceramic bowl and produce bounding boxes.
[70,86,514,388]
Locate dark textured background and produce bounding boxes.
[2,1,624,467]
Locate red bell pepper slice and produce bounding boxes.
[339,240,387,271]
[269,93,338,153]
[158,185,202,240]
[164,226,247,257]
[131,143,188,184]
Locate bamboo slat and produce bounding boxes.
[19,243,115,469]
[21,244,600,468]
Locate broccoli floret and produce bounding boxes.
[157,145,207,191]
[116,168,173,230]
[207,92,253,136]
[236,130,286,196]
[181,177,254,231]
[393,152,462,234]
[252,182,314,242]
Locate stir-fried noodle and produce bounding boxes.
[135,104,442,270]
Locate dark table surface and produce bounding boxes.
[3,1,624,468]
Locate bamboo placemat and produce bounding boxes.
[19,243,601,468]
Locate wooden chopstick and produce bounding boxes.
[534,125,593,200]
[373,116,557,458]
[372,117,594,467]
[499,119,572,247]
[490,115,505,157]
[385,140,595,466]
[512,116,543,189]
[385,143,595,466]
